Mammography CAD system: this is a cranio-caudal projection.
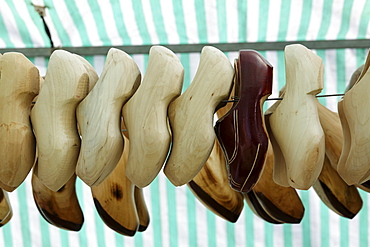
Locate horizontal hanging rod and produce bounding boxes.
[221,93,346,103]
[1,39,369,57]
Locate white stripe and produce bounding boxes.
[124,232,136,246]
[273,225,284,247]
[266,0,282,42]
[82,183,98,247]
[0,38,5,48]
[253,215,265,247]
[292,191,304,247]
[348,205,360,247]
[346,0,366,39]
[120,0,144,45]
[142,184,155,247]
[176,186,189,247]
[189,53,200,82]
[0,2,25,47]
[14,0,46,47]
[42,7,62,47]
[95,0,123,45]
[324,50,339,112]
[216,216,227,247]
[226,0,238,43]
[103,219,115,247]
[74,0,103,46]
[329,210,340,247]
[8,188,24,247]
[34,57,48,78]
[246,0,259,42]
[92,55,106,76]
[52,0,83,46]
[234,207,246,247]
[141,0,160,44]
[160,0,180,44]
[204,0,219,43]
[158,174,170,247]
[47,223,61,247]
[309,189,321,247]
[325,0,345,40]
[286,0,303,41]
[194,191,208,247]
[307,0,324,40]
[68,230,80,247]
[345,48,358,88]
[182,0,199,44]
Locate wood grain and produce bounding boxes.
[31,50,89,191]
[76,48,141,186]
[0,52,39,191]
[268,44,325,190]
[0,189,12,227]
[164,46,234,186]
[134,187,150,232]
[122,46,184,188]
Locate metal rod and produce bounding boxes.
[222,93,345,103]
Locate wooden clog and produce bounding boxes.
[31,50,89,191]
[0,52,39,191]
[92,134,139,236]
[32,172,84,231]
[0,189,12,227]
[122,46,184,188]
[164,46,234,186]
[74,55,99,91]
[214,50,272,193]
[252,143,304,223]
[134,187,150,232]
[313,155,362,219]
[337,51,370,184]
[76,48,141,186]
[268,44,325,190]
[244,192,282,224]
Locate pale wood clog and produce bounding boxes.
[31,50,89,191]
[164,46,234,186]
[122,46,184,188]
[76,48,141,186]
[0,52,39,191]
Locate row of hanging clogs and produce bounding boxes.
[0,44,368,233]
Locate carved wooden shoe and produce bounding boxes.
[0,189,12,227]
[134,187,150,232]
[164,46,234,186]
[268,44,325,190]
[214,50,272,193]
[32,171,84,231]
[188,87,244,223]
[31,50,89,191]
[122,46,184,188]
[76,48,141,186]
[313,156,362,219]
[92,135,139,236]
[337,50,370,184]
[252,143,304,223]
[244,192,282,224]
[0,52,39,191]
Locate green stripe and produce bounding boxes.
[95,206,107,247]
[135,231,144,246]
[340,217,349,247]
[109,0,132,45]
[63,0,91,46]
[17,184,31,247]
[75,179,88,247]
[149,0,168,44]
[258,0,269,42]
[316,0,333,40]
[115,232,124,247]
[44,0,72,46]
[172,0,188,44]
[226,222,235,247]
[87,0,111,46]
[59,229,69,247]
[297,0,312,40]
[336,0,354,39]
[180,53,191,92]
[320,201,329,247]
[359,190,368,247]
[283,225,293,247]
[245,207,254,247]
[300,191,311,247]
[166,180,178,247]
[5,1,34,47]
[150,177,163,247]
[2,209,13,247]
[216,0,227,43]
[194,0,208,43]
[186,188,197,247]
[357,3,370,39]
[132,0,152,45]
[277,0,291,41]
[264,223,273,247]
[38,211,51,247]
[0,12,14,47]
[238,0,247,42]
[206,209,216,247]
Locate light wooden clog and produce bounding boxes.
[122,46,184,188]
[337,51,370,185]
[0,52,39,191]
[92,135,139,236]
[268,44,325,190]
[76,48,141,186]
[134,187,150,232]
[164,46,234,186]
[31,50,89,191]
[32,172,84,231]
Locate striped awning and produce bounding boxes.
[1,1,370,247]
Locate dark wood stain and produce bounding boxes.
[111,183,123,200]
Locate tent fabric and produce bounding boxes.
[1,0,370,247]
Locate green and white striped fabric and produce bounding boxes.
[1,0,370,246]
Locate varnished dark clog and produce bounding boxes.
[214,50,273,193]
